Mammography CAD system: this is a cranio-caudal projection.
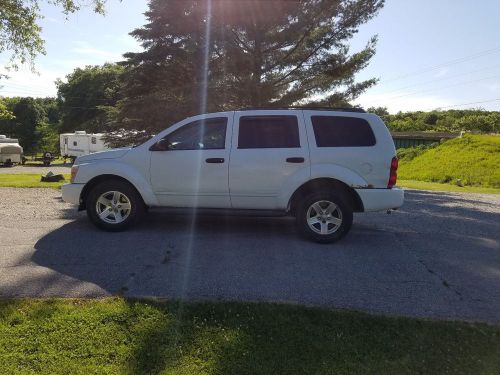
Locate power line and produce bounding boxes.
[434,98,500,110]
[376,63,500,95]
[365,73,500,106]
[381,46,500,84]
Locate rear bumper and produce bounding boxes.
[355,187,404,212]
[61,183,84,205]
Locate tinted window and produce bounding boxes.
[311,116,376,147]
[238,116,300,149]
[162,117,227,150]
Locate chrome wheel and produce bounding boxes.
[306,200,343,235]
[95,191,132,224]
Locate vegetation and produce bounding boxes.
[398,135,500,188]
[109,0,384,146]
[0,174,69,188]
[1,298,499,374]
[56,63,125,133]
[371,107,500,134]
[0,0,107,69]
[0,97,60,154]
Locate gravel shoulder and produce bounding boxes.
[0,164,71,175]
[0,187,499,323]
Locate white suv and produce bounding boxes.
[62,108,403,243]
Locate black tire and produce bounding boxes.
[86,179,145,231]
[296,190,353,244]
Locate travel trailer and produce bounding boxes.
[60,131,109,160]
[0,135,23,167]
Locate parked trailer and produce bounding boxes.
[0,135,23,167]
[60,131,109,161]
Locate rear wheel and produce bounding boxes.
[86,179,145,231]
[296,191,353,243]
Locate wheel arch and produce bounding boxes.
[288,178,364,215]
[79,174,147,210]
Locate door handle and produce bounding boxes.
[206,158,225,164]
[286,157,305,163]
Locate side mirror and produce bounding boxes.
[150,138,170,151]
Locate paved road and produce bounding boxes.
[0,187,499,322]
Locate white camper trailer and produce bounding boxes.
[60,131,109,160]
[0,135,23,166]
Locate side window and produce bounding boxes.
[73,141,77,146]
[238,115,300,149]
[161,117,227,150]
[311,116,376,147]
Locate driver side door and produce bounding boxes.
[150,114,233,208]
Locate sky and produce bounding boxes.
[0,0,499,113]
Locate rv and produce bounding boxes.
[0,135,23,167]
[60,131,109,161]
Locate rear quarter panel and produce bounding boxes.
[302,111,395,188]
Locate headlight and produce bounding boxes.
[70,165,79,183]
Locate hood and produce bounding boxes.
[76,148,130,163]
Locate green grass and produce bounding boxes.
[0,174,69,188]
[398,134,500,188]
[0,299,499,374]
[398,179,500,194]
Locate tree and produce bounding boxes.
[367,106,389,117]
[0,98,14,120]
[112,0,384,144]
[0,97,60,153]
[0,0,107,69]
[56,63,124,133]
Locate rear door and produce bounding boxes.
[229,110,310,209]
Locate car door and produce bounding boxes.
[150,114,233,208]
[229,110,310,209]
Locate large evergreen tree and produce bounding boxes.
[112,0,384,144]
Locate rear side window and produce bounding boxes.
[238,115,300,149]
[311,116,376,147]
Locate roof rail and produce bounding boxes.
[238,106,366,113]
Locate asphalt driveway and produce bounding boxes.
[0,187,499,323]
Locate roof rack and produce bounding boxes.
[239,106,366,113]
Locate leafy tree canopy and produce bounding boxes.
[56,63,124,133]
[384,109,500,134]
[112,0,384,144]
[0,96,59,152]
[0,0,107,69]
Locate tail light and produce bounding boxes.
[70,165,79,183]
[388,157,398,188]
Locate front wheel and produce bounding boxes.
[296,191,353,243]
[86,179,145,231]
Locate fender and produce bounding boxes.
[276,163,368,209]
[74,160,159,206]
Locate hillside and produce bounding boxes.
[398,134,500,188]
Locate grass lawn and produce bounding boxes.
[0,174,69,189]
[398,179,500,194]
[0,299,499,374]
[398,134,500,188]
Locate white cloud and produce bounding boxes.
[433,67,449,78]
[71,41,124,62]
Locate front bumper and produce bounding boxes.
[355,187,404,212]
[61,183,84,205]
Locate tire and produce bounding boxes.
[86,179,145,231]
[296,190,353,244]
